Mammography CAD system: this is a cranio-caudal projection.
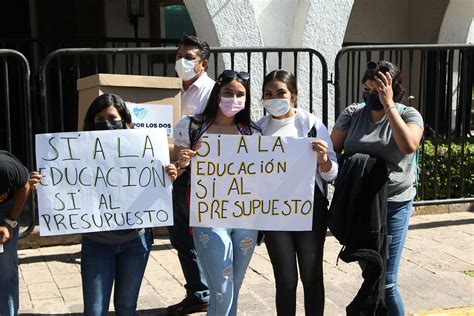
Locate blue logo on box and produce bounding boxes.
[133,108,148,119]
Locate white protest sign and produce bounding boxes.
[35,128,173,236]
[190,135,317,231]
[126,102,173,137]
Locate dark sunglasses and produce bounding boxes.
[220,69,250,81]
[366,61,390,76]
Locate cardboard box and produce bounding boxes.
[77,74,182,132]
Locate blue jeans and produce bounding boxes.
[193,227,257,316]
[385,200,413,316]
[167,174,209,302]
[0,200,19,316]
[81,230,152,316]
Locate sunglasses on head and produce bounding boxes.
[220,70,250,81]
[366,61,390,76]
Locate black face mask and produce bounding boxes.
[363,91,384,111]
[94,120,124,130]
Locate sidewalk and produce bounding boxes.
[17,211,474,315]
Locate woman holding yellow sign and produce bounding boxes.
[173,70,261,316]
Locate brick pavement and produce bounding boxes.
[17,211,474,315]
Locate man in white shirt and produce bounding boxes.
[167,35,214,315]
[175,35,215,116]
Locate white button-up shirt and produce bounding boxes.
[181,72,215,116]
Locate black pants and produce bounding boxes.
[264,205,327,316]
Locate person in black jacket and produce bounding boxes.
[328,153,389,315]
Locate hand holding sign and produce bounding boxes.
[311,139,330,163]
[35,128,173,236]
[165,164,178,181]
[0,226,12,244]
[29,171,43,190]
[190,134,317,231]
[178,148,198,169]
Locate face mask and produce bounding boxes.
[218,97,246,117]
[175,58,198,81]
[262,98,291,117]
[94,120,124,131]
[363,91,384,111]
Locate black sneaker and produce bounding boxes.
[166,295,209,315]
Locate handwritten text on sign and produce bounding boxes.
[35,129,173,236]
[190,135,317,231]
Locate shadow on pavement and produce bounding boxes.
[408,218,474,230]
[19,252,81,265]
[137,308,168,315]
[21,314,82,316]
[18,242,172,266]
[21,310,168,315]
[325,217,474,238]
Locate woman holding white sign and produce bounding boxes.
[173,70,261,316]
[80,94,178,316]
[258,69,338,316]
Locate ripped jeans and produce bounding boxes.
[193,227,257,316]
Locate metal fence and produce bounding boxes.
[0,49,36,237]
[2,44,473,239]
[335,44,474,204]
[0,38,49,145]
[58,38,181,77]
[0,38,48,75]
[39,47,329,133]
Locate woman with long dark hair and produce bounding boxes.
[172,70,260,316]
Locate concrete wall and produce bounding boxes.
[437,0,473,130]
[184,0,354,120]
[94,0,467,122]
[438,0,474,43]
[344,0,449,44]
[253,0,301,47]
[299,0,353,124]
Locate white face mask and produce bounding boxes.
[262,98,291,117]
[175,58,197,81]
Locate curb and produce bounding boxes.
[409,306,474,315]
[18,203,473,250]
[412,202,473,216]
[18,226,169,250]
